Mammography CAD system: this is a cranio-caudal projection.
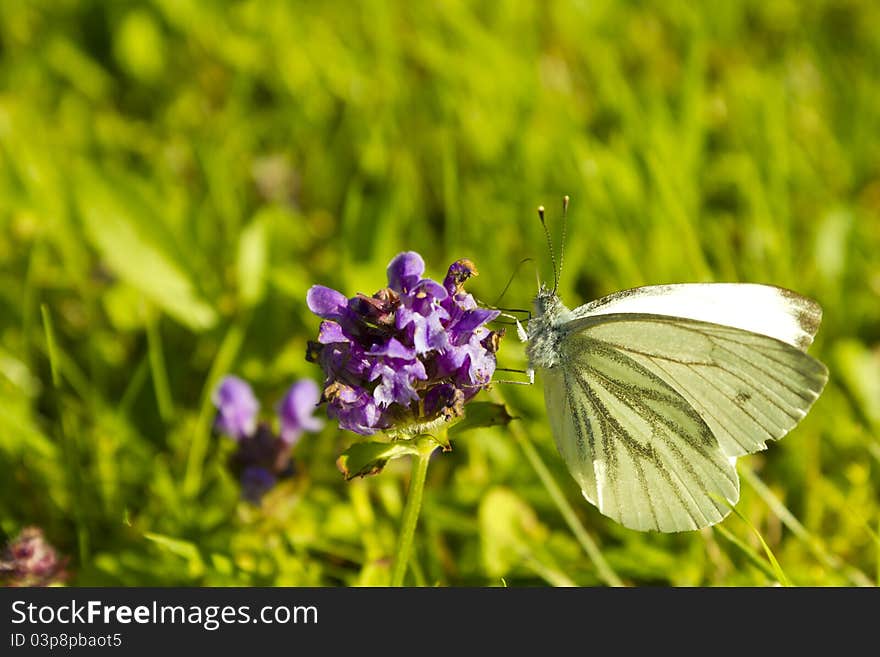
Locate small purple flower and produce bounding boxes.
[307,253,504,436]
[278,379,324,445]
[0,527,68,587]
[212,375,259,440]
[211,376,322,502]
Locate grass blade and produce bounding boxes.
[183,319,248,498]
[713,524,780,582]
[146,311,174,422]
[719,499,791,587]
[41,303,90,563]
[741,465,873,586]
[40,304,61,388]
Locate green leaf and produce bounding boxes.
[237,213,270,307]
[144,532,205,578]
[449,402,515,437]
[712,493,792,586]
[76,168,217,331]
[336,440,420,480]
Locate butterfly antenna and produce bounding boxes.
[492,257,534,306]
[538,205,558,292]
[555,195,569,294]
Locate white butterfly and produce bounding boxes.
[522,213,828,533]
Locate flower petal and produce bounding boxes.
[212,375,259,440]
[307,285,349,320]
[327,386,384,435]
[318,321,348,344]
[387,251,425,293]
[415,279,448,301]
[451,307,500,336]
[367,337,416,360]
[278,379,325,445]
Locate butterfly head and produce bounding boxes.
[533,283,565,320]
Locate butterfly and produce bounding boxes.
[521,203,828,532]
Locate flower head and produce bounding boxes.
[212,376,320,502]
[307,252,503,436]
[0,527,68,587]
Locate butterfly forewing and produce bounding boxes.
[549,333,739,532]
[576,316,829,459]
[569,283,822,351]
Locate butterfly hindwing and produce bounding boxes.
[547,333,739,532]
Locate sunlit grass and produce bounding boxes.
[0,0,878,586]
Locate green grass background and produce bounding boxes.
[1,0,878,586]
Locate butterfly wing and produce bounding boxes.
[546,334,739,532]
[568,283,822,350]
[545,284,827,532]
[572,315,828,458]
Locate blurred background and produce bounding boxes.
[1,0,878,586]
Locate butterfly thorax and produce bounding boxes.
[526,285,574,370]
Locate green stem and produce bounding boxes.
[390,437,435,586]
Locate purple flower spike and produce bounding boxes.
[278,379,325,445]
[212,375,259,440]
[307,251,504,435]
[213,375,323,503]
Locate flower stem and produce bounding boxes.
[390,437,435,587]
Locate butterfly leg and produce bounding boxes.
[492,367,534,386]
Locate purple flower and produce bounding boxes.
[212,375,259,440]
[0,527,68,587]
[307,253,504,436]
[211,376,322,502]
[278,379,324,445]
